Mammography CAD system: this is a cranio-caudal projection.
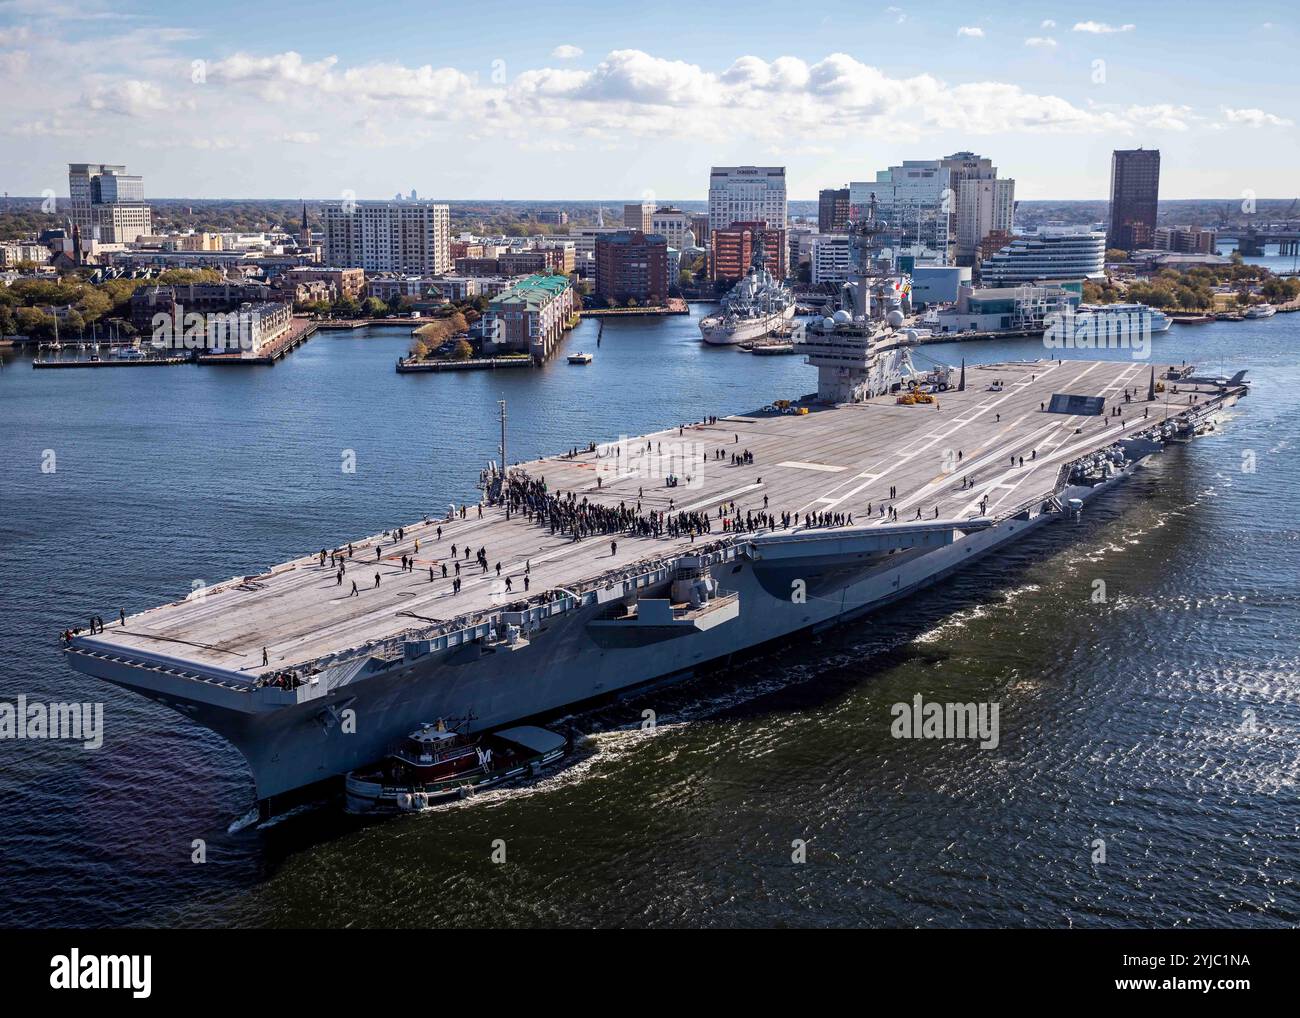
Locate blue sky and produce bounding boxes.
[0,0,1294,200]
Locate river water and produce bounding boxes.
[1,306,1296,928]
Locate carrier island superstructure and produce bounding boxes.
[63,213,1249,814]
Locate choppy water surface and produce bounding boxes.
[1,308,1296,928]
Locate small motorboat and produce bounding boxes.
[344,721,567,814]
[567,351,593,364]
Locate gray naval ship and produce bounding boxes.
[63,211,1249,816]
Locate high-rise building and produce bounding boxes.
[851,161,950,262]
[818,188,850,234]
[709,221,787,282]
[708,166,787,233]
[68,163,152,244]
[810,234,851,285]
[649,206,692,250]
[322,200,451,274]
[1107,149,1160,252]
[623,202,654,233]
[939,152,1015,266]
[594,231,669,303]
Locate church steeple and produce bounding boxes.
[299,202,310,247]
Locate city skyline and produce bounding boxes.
[0,1,1296,201]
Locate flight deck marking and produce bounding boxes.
[777,461,848,472]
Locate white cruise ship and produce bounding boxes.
[699,238,795,346]
[1076,302,1172,332]
[1244,303,1276,319]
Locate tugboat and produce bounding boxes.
[344,720,567,814]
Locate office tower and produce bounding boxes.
[1107,148,1161,251]
[67,163,151,243]
[818,188,850,234]
[708,166,787,233]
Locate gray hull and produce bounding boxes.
[69,492,1078,804]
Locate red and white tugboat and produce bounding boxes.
[344,720,567,814]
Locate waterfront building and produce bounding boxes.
[978,227,1106,286]
[322,200,451,275]
[623,202,655,233]
[594,231,669,303]
[142,297,291,355]
[710,221,787,283]
[1107,148,1161,251]
[810,234,850,285]
[481,273,574,358]
[927,282,1080,334]
[1153,225,1217,255]
[818,188,850,234]
[911,265,973,307]
[708,166,787,233]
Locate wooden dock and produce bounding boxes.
[32,356,189,369]
[396,355,532,373]
[75,358,1241,675]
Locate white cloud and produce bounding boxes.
[1041,19,1056,29]
[279,131,321,143]
[1073,22,1135,34]
[1222,106,1294,128]
[0,26,33,46]
[551,44,583,59]
[1025,37,1058,49]
[885,6,906,24]
[957,27,984,38]
[1122,103,1194,131]
[83,78,190,116]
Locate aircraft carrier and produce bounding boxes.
[62,216,1249,814]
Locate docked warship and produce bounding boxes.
[63,206,1249,816]
[699,234,796,345]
